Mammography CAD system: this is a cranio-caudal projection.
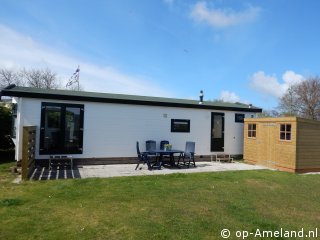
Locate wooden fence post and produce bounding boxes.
[21,126,36,181]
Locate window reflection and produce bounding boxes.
[40,103,84,154]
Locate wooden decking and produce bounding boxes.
[30,166,81,180]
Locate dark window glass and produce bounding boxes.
[64,107,82,152]
[44,106,62,152]
[235,113,245,123]
[286,124,291,132]
[171,119,190,132]
[47,107,61,128]
[286,133,291,140]
[280,124,292,141]
[248,123,256,138]
[252,131,256,138]
[11,104,17,138]
[40,102,84,154]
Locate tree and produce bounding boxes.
[0,67,61,89]
[0,105,14,149]
[278,85,300,116]
[22,68,60,89]
[0,69,24,88]
[279,76,320,120]
[257,110,280,118]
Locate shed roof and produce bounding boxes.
[1,85,262,112]
[245,117,320,124]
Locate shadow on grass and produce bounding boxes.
[0,198,24,207]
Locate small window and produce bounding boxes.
[12,103,17,117]
[280,124,291,141]
[235,113,245,123]
[171,119,190,132]
[248,123,256,138]
[11,104,17,138]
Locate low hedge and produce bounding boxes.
[0,149,15,162]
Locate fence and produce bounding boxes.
[21,126,36,180]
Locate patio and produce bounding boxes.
[28,162,269,180]
[78,161,268,178]
[29,162,269,180]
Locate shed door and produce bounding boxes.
[260,124,277,167]
[211,112,224,152]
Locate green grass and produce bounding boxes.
[1,161,320,240]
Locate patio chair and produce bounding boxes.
[146,139,158,159]
[135,141,152,170]
[178,141,196,168]
[160,140,169,150]
[160,140,171,164]
[146,140,156,153]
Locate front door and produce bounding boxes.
[211,112,224,152]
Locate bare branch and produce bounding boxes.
[0,68,24,88]
[22,68,61,89]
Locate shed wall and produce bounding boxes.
[244,118,297,172]
[296,119,320,172]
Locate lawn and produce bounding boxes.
[1,161,320,240]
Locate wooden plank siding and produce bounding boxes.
[244,118,297,173]
[296,118,320,172]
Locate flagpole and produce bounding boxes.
[77,65,80,91]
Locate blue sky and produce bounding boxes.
[1,0,320,110]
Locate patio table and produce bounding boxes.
[147,149,184,168]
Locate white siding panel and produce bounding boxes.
[17,97,254,159]
[84,103,211,157]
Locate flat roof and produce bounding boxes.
[245,117,320,124]
[0,85,262,112]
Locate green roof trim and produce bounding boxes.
[0,86,262,112]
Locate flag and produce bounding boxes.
[66,66,80,87]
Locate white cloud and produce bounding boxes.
[163,0,174,7]
[190,1,261,28]
[0,24,172,97]
[282,70,304,86]
[250,70,304,98]
[219,90,241,103]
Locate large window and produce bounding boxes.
[171,119,190,132]
[40,102,84,154]
[248,123,256,138]
[280,124,291,141]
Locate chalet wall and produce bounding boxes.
[14,97,255,160]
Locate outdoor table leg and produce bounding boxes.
[158,154,163,169]
[152,154,162,169]
[169,154,180,168]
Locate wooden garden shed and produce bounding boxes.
[244,117,320,173]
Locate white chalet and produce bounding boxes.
[0,85,262,165]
